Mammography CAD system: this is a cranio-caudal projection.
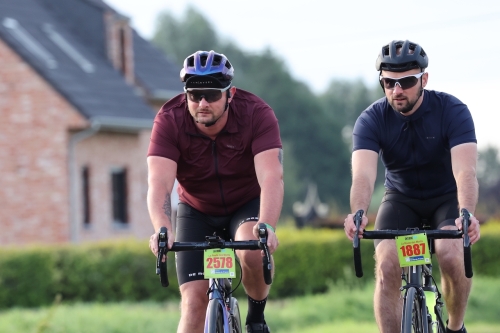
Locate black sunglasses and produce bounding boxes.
[379,72,425,90]
[185,86,230,103]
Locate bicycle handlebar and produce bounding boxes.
[156,223,273,287]
[353,209,473,278]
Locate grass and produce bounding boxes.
[0,276,499,333]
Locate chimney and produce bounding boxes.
[104,11,134,84]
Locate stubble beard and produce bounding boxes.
[195,110,215,124]
[389,89,421,114]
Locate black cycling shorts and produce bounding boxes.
[374,191,459,247]
[175,197,260,285]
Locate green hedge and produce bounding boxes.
[1,222,499,308]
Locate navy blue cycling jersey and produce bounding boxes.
[352,90,476,199]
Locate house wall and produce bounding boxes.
[0,39,155,246]
[0,39,88,245]
[75,129,154,242]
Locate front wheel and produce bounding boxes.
[206,299,226,333]
[230,297,242,333]
[402,287,427,333]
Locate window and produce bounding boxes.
[82,166,91,225]
[111,168,128,224]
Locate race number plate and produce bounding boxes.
[396,233,431,267]
[203,248,236,278]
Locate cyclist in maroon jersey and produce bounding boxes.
[147,50,283,333]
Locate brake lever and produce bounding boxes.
[258,223,273,285]
[460,208,471,247]
[258,223,268,245]
[156,227,168,275]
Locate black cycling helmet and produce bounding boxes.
[375,40,428,72]
[180,50,234,89]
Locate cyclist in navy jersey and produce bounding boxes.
[147,50,283,333]
[343,40,480,333]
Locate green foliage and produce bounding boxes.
[0,240,179,309]
[318,78,383,131]
[477,146,500,217]
[281,141,306,216]
[3,224,500,308]
[1,279,500,333]
[478,146,500,185]
[0,248,55,308]
[152,7,219,65]
[150,9,353,213]
[149,7,500,218]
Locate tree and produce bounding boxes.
[319,79,386,193]
[319,78,383,130]
[477,145,500,217]
[150,8,353,215]
[152,7,220,66]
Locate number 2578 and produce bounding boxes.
[206,257,233,268]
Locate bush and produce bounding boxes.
[1,222,499,308]
[0,248,55,307]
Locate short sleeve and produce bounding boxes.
[446,102,476,148]
[251,105,282,155]
[147,112,181,161]
[352,111,381,153]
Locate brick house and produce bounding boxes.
[0,0,182,245]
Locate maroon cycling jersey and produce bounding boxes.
[148,88,282,216]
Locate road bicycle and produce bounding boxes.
[352,208,473,333]
[156,223,272,333]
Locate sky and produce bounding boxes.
[104,0,500,150]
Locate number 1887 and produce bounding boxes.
[400,243,426,257]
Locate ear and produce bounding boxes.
[228,86,237,101]
[422,72,429,88]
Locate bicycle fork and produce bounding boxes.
[205,278,232,333]
[420,267,446,333]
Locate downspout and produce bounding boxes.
[68,119,101,243]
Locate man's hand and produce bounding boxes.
[455,215,480,245]
[149,228,175,260]
[344,213,368,241]
[253,223,279,254]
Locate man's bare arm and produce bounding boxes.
[451,142,478,213]
[254,148,284,253]
[451,142,480,244]
[350,149,379,214]
[147,156,177,233]
[344,149,379,240]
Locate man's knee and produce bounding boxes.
[375,241,401,285]
[180,282,209,313]
[435,239,463,273]
[237,249,262,270]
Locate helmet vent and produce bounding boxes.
[200,54,208,66]
[211,55,222,66]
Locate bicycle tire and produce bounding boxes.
[230,297,242,333]
[402,287,427,333]
[206,299,226,333]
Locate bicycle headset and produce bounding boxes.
[375,40,428,72]
[180,50,234,127]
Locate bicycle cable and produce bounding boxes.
[229,256,244,294]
